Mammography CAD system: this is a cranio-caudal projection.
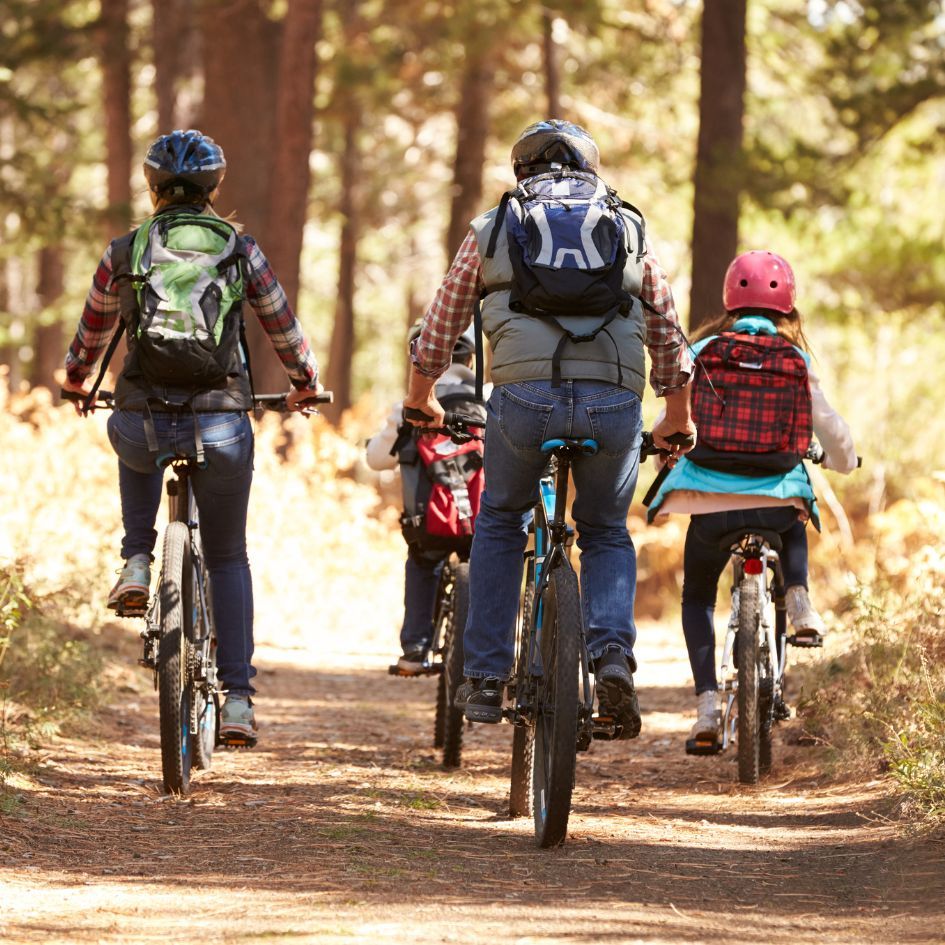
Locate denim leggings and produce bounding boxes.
[107,409,256,695]
[400,547,446,653]
[681,507,809,695]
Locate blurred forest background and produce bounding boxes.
[2,0,945,825]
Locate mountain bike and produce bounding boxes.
[685,442,862,784]
[508,429,693,846]
[390,411,483,769]
[63,388,331,794]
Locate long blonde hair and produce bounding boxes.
[691,307,811,352]
[145,186,244,232]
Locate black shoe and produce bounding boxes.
[594,646,641,740]
[456,677,504,724]
[395,645,429,675]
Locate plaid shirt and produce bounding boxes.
[411,230,692,395]
[65,235,319,389]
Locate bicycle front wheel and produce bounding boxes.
[736,575,761,785]
[532,566,581,848]
[158,522,195,794]
[441,562,469,768]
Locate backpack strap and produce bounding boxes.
[619,201,647,262]
[484,191,513,260]
[82,230,141,413]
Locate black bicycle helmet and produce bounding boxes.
[143,130,226,197]
[510,119,600,176]
[408,322,475,361]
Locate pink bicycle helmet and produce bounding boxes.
[722,251,796,314]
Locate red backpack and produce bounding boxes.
[397,388,486,553]
[688,331,812,476]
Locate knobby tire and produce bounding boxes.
[432,573,450,750]
[158,522,195,794]
[441,563,469,768]
[737,576,762,785]
[509,581,535,817]
[532,566,580,848]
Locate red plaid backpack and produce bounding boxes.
[688,331,812,476]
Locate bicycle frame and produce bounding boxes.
[719,536,787,751]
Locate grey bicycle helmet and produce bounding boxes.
[510,119,600,176]
[143,129,226,197]
[408,322,475,361]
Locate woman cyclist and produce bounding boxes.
[648,251,857,750]
[62,130,322,747]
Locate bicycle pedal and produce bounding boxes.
[591,715,619,740]
[219,734,257,749]
[774,700,791,721]
[685,736,723,756]
[387,664,440,677]
[115,605,147,619]
[788,633,823,649]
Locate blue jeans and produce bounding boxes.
[401,548,446,653]
[463,380,643,680]
[681,507,809,694]
[107,409,256,695]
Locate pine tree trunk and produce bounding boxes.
[265,0,323,315]
[444,45,493,261]
[153,0,183,132]
[543,9,562,117]
[31,246,64,395]
[199,0,284,392]
[689,0,747,331]
[323,114,361,424]
[100,0,133,237]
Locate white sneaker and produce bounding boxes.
[786,586,825,643]
[219,694,258,747]
[689,690,721,742]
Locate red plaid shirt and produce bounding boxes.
[65,235,319,389]
[411,230,692,395]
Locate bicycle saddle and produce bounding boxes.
[717,528,783,553]
[541,437,599,456]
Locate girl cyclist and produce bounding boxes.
[647,251,857,750]
[62,130,322,747]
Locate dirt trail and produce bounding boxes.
[1,618,943,945]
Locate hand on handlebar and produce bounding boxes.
[651,416,697,468]
[285,382,327,412]
[403,395,445,428]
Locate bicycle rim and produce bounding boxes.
[736,575,761,785]
[158,522,195,794]
[509,581,535,818]
[442,563,469,768]
[532,567,580,848]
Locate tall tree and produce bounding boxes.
[264,0,323,318]
[199,0,284,389]
[100,0,133,236]
[688,0,747,331]
[153,0,184,132]
[542,7,562,117]
[444,42,493,260]
[30,246,64,393]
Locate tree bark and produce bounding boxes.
[444,44,493,261]
[100,0,133,237]
[31,246,65,395]
[199,0,284,391]
[543,8,562,117]
[688,0,747,332]
[153,0,183,132]
[265,0,323,316]
[323,114,361,424]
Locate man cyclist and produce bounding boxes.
[403,119,694,738]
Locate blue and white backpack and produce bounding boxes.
[477,169,647,390]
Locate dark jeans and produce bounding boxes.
[681,507,808,695]
[107,409,256,695]
[401,547,446,653]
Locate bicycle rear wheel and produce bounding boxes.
[736,576,761,785]
[532,566,581,848]
[158,522,196,794]
[441,563,469,768]
[509,580,535,817]
[432,569,450,749]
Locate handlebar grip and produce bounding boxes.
[442,411,484,428]
[403,406,435,423]
[665,432,695,448]
[60,388,114,406]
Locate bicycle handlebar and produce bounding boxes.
[402,407,484,444]
[806,441,863,468]
[640,430,695,458]
[61,388,334,414]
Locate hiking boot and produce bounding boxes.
[786,586,825,647]
[107,554,151,614]
[219,694,258,747]
[594,646,641,740]
[396,645,429,676]
[455,676,504,724]
[686,690,722,754]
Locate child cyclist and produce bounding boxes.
[647,251,857,750]
[62,130,322,746]
[366,324,486,673]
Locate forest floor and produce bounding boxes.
[1,615,943,945]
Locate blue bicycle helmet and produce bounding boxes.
[510,119,600,175]
[143,130,226,197]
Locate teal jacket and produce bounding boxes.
[647,316,820,528]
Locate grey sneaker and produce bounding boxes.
[107,554,151,614]
[219,694,258,747]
